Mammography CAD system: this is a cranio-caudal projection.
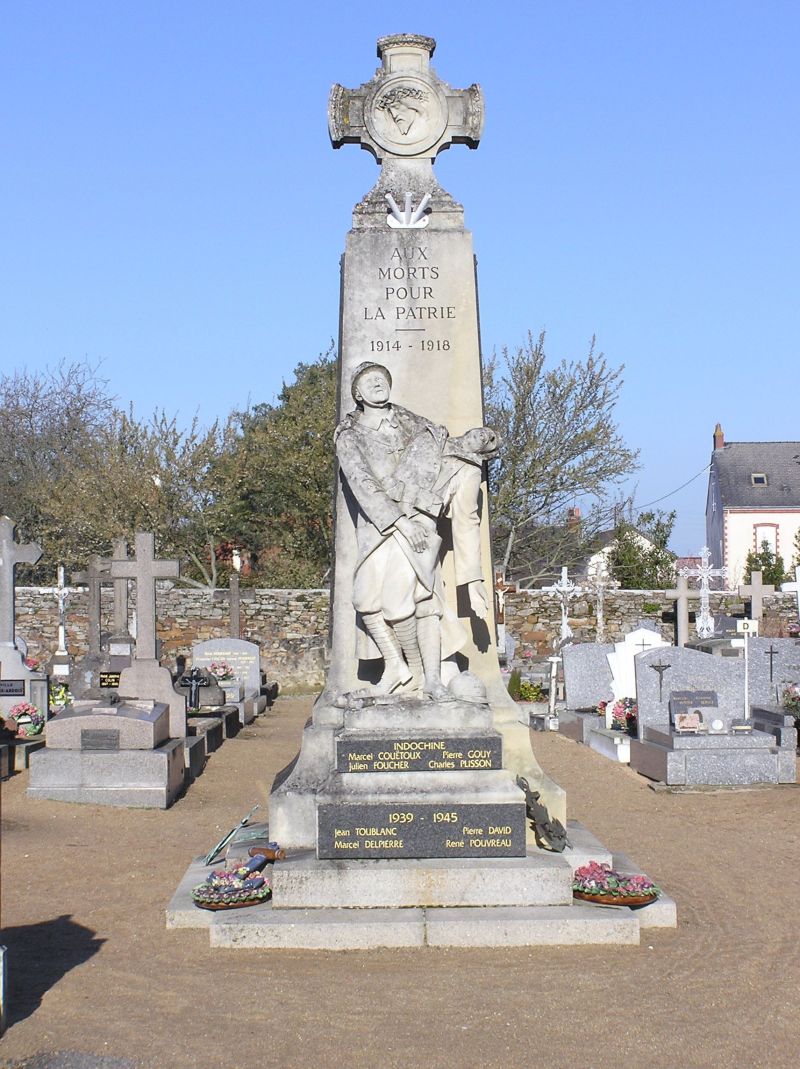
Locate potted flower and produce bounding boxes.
[49,683,74,714]
[573,860,661,906]
[208,660,234,681]
[24,655,43,673]
[781,682,800,728]
[609,697,638,736]
[7,701,46,738]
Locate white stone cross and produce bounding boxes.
[39,564,82,658]
[680,546,726,639]
[0,515,43,648]
[738,569,774,622]
[110,532,179,661]
[586,558,617,644]
[543,566,583,645]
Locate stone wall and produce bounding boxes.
[503,588,800,660]
[14,584,800,689]
[15,586,330,694]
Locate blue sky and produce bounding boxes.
[2,2,798,554]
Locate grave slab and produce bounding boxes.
[45,700,169,750]
[28,738,184,808]
[562,643,614,711]
[187,717,224,753]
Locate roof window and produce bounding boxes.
[751,473,767,486]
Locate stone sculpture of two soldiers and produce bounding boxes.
[335,361,497,703]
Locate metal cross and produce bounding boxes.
[0,515,43,648]
[587,559,616,644]
[179,667,210,710]
[38,565,82,658]
[649,659,672,703]
[543,566,583,645]
[680,546,726,639]
[765,644,778,684]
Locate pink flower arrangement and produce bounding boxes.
[573,860,660,900]
[781,682,800,714]
[610,697,638,733]
[6,701,45,737]
[24,655,42,672]
[208,660,234,681]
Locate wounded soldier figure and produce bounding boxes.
[334,360,498,702]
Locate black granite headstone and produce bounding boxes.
[317,802,526,859]
[335,734,502,774]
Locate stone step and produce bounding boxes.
[269,849,572,909]
[208,901,641,949]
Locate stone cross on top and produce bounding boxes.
[111,532,178,662]
[329,35,483,167]
[0,515,42,648]
[737,569,774,622]
[73,553,111,656]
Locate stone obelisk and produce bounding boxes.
[270,34,564,850]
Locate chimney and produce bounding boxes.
[713,423,724,450]
[566,506,581,530]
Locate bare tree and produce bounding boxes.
[484,331,639,584]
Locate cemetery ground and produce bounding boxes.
[1,698,797,1069]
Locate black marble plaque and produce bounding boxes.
[0,680,25,697]
[669,689,718,725]
[81,728,120,751]
[99,672,121,688]
[336,735,502,773]
[317,802,526,859]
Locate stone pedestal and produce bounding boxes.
[118,660,186,738]
[28,700,184,808]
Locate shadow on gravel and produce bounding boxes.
[2,914,105,1026]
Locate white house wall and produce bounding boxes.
[723,509,800,588]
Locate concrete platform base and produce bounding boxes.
[587,726,631,764]
[27,738,185,808]
[166,821,675,948]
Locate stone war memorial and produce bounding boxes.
[168,34,674,949]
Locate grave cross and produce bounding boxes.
[680,546,726,639]
[329,34,483,173]
[110,532,179,661]
[765,644,778,684]
[72,554,111,657]
[39,565,82,658]
[587,560,616,644]
[649,659,672,703]
[180,667,209,711]
[738,570,774,622]
[0,516,43,648]
[663,574,703,647]
[111,538,131,639]
[543,566,583,645]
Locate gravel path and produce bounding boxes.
[1,697,797,1069]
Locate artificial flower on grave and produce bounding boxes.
[596,699,609,718]
[781,682,800,715]
[609,696,638,734]
[208,660,234,681]
[572,860,661,901]
[49,683,74,712]
[24,655,42,672]
[8,701,46,737]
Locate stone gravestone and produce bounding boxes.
[269,34,564,866]
[747,637,800,707]
[605,627,668,725]
[28,699,184,808]
[629,646,794,785]
[39,565,81,678]
[562,643,614,711]
[113,532,186,738]
[71,553,132,699]
[0,516,49,723]
[192,637,266,724]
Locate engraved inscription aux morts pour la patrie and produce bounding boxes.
[268,35,565,856]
